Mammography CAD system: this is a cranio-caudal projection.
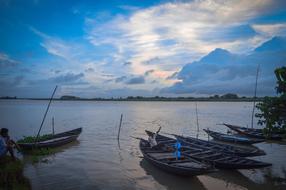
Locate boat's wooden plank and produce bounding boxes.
[147,152,176,160]
[38,136,72,143]
[185,150,214,157]
[212,157,231,162]
[199,153,222,159]
[172,162,204,168]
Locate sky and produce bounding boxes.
[0,0,286,98]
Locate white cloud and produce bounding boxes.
[25,1,286,97]
[0,52,20,67]
[86,0,282,87]
[252,23,286,37]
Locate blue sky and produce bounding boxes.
[0,0,286,98]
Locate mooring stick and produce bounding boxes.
[195,102,199,139]
[117,114,123,148]
[52,117,55,135]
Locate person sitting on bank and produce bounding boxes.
[0,128,19,160]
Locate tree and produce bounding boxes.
[221,93,238,99]
[256,67,286,135]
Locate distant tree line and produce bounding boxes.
[57,93,261,101]
[0,94,264,101]
[0,96,17,99]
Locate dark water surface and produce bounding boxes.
[1,100,286,190]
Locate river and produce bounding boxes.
[1,100,285,190]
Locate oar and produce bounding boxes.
[161,132,176,136]
[130,136,142,140]
[156,126,162,134]
[216,123,225,125]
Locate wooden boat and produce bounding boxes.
[203,129,264,145]
[224,123,283,140]
[51,127,82,138]
[146,130,272,169]
[224,123,285,135]
[139,138,216,176]
[18,128,82,150]
[174,134,265,157]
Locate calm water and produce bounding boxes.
[1,100,286,190]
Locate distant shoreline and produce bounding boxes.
[0,97,265,102]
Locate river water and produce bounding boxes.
[1,100,285,190]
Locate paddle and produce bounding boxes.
[156,126,162,134]
[161,132,176,136]
[130,136,143,140]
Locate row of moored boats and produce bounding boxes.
[16,122,283,177]
[139,123,285,176]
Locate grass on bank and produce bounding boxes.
[17,134,53,143]
[0,156,31,190]
[17,134,58,163]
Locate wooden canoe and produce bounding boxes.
[224,123,283,140]
[174,134,265,157]
[146,130,272,169]
[139,139,216,176]
[146,130,265,157]
[18,128,82,150]
[203,129,264,145]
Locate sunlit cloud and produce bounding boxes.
[1,0,286,97]
[252,23,286,37]
[85,0,285,85]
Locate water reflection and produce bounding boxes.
[208,170,258,189]
[208,169,286,190]
[22,140,80,165]
[140,159,206,190]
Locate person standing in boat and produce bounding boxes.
[148,127,162,148]
[0,128,19,160]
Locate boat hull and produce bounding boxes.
[18,128,82,150]
[139,139,215,176]
[146,130,272,170]
[224,124,283,140]
[204,129,264,145]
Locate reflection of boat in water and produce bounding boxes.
[208,170,259,189]
[140,159,207,190]
[22,139,80,163]
[141,158,286,190]
[209,169,286,190]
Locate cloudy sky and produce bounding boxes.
[1,0,286,98]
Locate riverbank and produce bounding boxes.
[0,156,31,190]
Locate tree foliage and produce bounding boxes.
[256,67,286,135]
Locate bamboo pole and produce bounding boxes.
[117,114,123,141]
[34,86,58,145]
[251,64,260,129]
[52,117,55,135]
[195,102,199,139]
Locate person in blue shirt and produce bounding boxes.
[0,128,18,160]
